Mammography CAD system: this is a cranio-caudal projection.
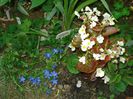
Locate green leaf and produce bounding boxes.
[115,81,127,92]
[0,0,8,6]
[46,7,57,21]
[17,3,29,16]
[110,74,121,83]
[119,63,127,69]
[54,0,64,15]
[30,0,46,9]
[122,8,130,16]
[123,76,133,86]
[65,54,79,74]
[100,0,112,15]
[73,0,97,18]
[126,40,133,47]
[114,2,124,10]
[127,60,133,66]
[108,62,117,72]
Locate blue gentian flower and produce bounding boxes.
[35,77,41,85]
[43,70,51,79]
[19,76,26,83]
[51,78,58,85]
[59,49,63,54]
[44,53,52,59]
[52,48,59,54]
[29,77,41,85]
[52,64,57,69]
[50,71,58,78]
[29,77,36,84]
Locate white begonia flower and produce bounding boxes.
[88,40,95,49]
[106,49,112,55]
[102,13,115,26]
[100,48,104,52]
[91,15,99,22]
[103,13,111,20]
[90,21,97,28]
[93,7,101,16]
[81,8,84,12]
[85,6,92,12]
[68,43,75,51]
[78,25,86,35]
[79,56,86,64]
[81,44,88,52]
[102,76,110,84]
[96,35,104,44]
[74,11,80,18]
[80,33,89,41]
[93,53,101,60]
[100,53,106,60]
[81,39,95,51]
[95,68,105,77]
[85,11,93,19]
[120,47,125,55]
[117,41,124,46]
[76,80,82,88]
[120,57,126,63]
[112,59,118,64]
[89,15,99,28]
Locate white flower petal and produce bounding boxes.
[120,57,126,63]
[93,53,101,60]
[79,56,86,64]
[69,43,75,51]
[95,68,105,77]
[96,35,104,44]
[102,76,110,84]
[74,11,80,18]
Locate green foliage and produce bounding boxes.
[64,54,79,74]
[43,0,111,30]
[0,0,9,6]
[106,60,133,95]
[112,1,130,19]
[17,3,29,16]
[30,0,46,9]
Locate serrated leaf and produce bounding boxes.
[0,0,8,6]
[65,54,79,74]
[17,3,29,16]
[30,0,46,9]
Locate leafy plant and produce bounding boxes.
[64,53,79,74]
[105,59,133,95]
[112,1,130,19]
[44,0,112,30]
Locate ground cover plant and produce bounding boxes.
[0,0,133,99]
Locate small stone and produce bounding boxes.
[58,85,63,89]
[64,84,70,90]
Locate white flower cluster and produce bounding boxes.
[69,6,126,78]
[74,6,115,28]
[95,68,110,84]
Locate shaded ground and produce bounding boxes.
[0,70,133,99]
